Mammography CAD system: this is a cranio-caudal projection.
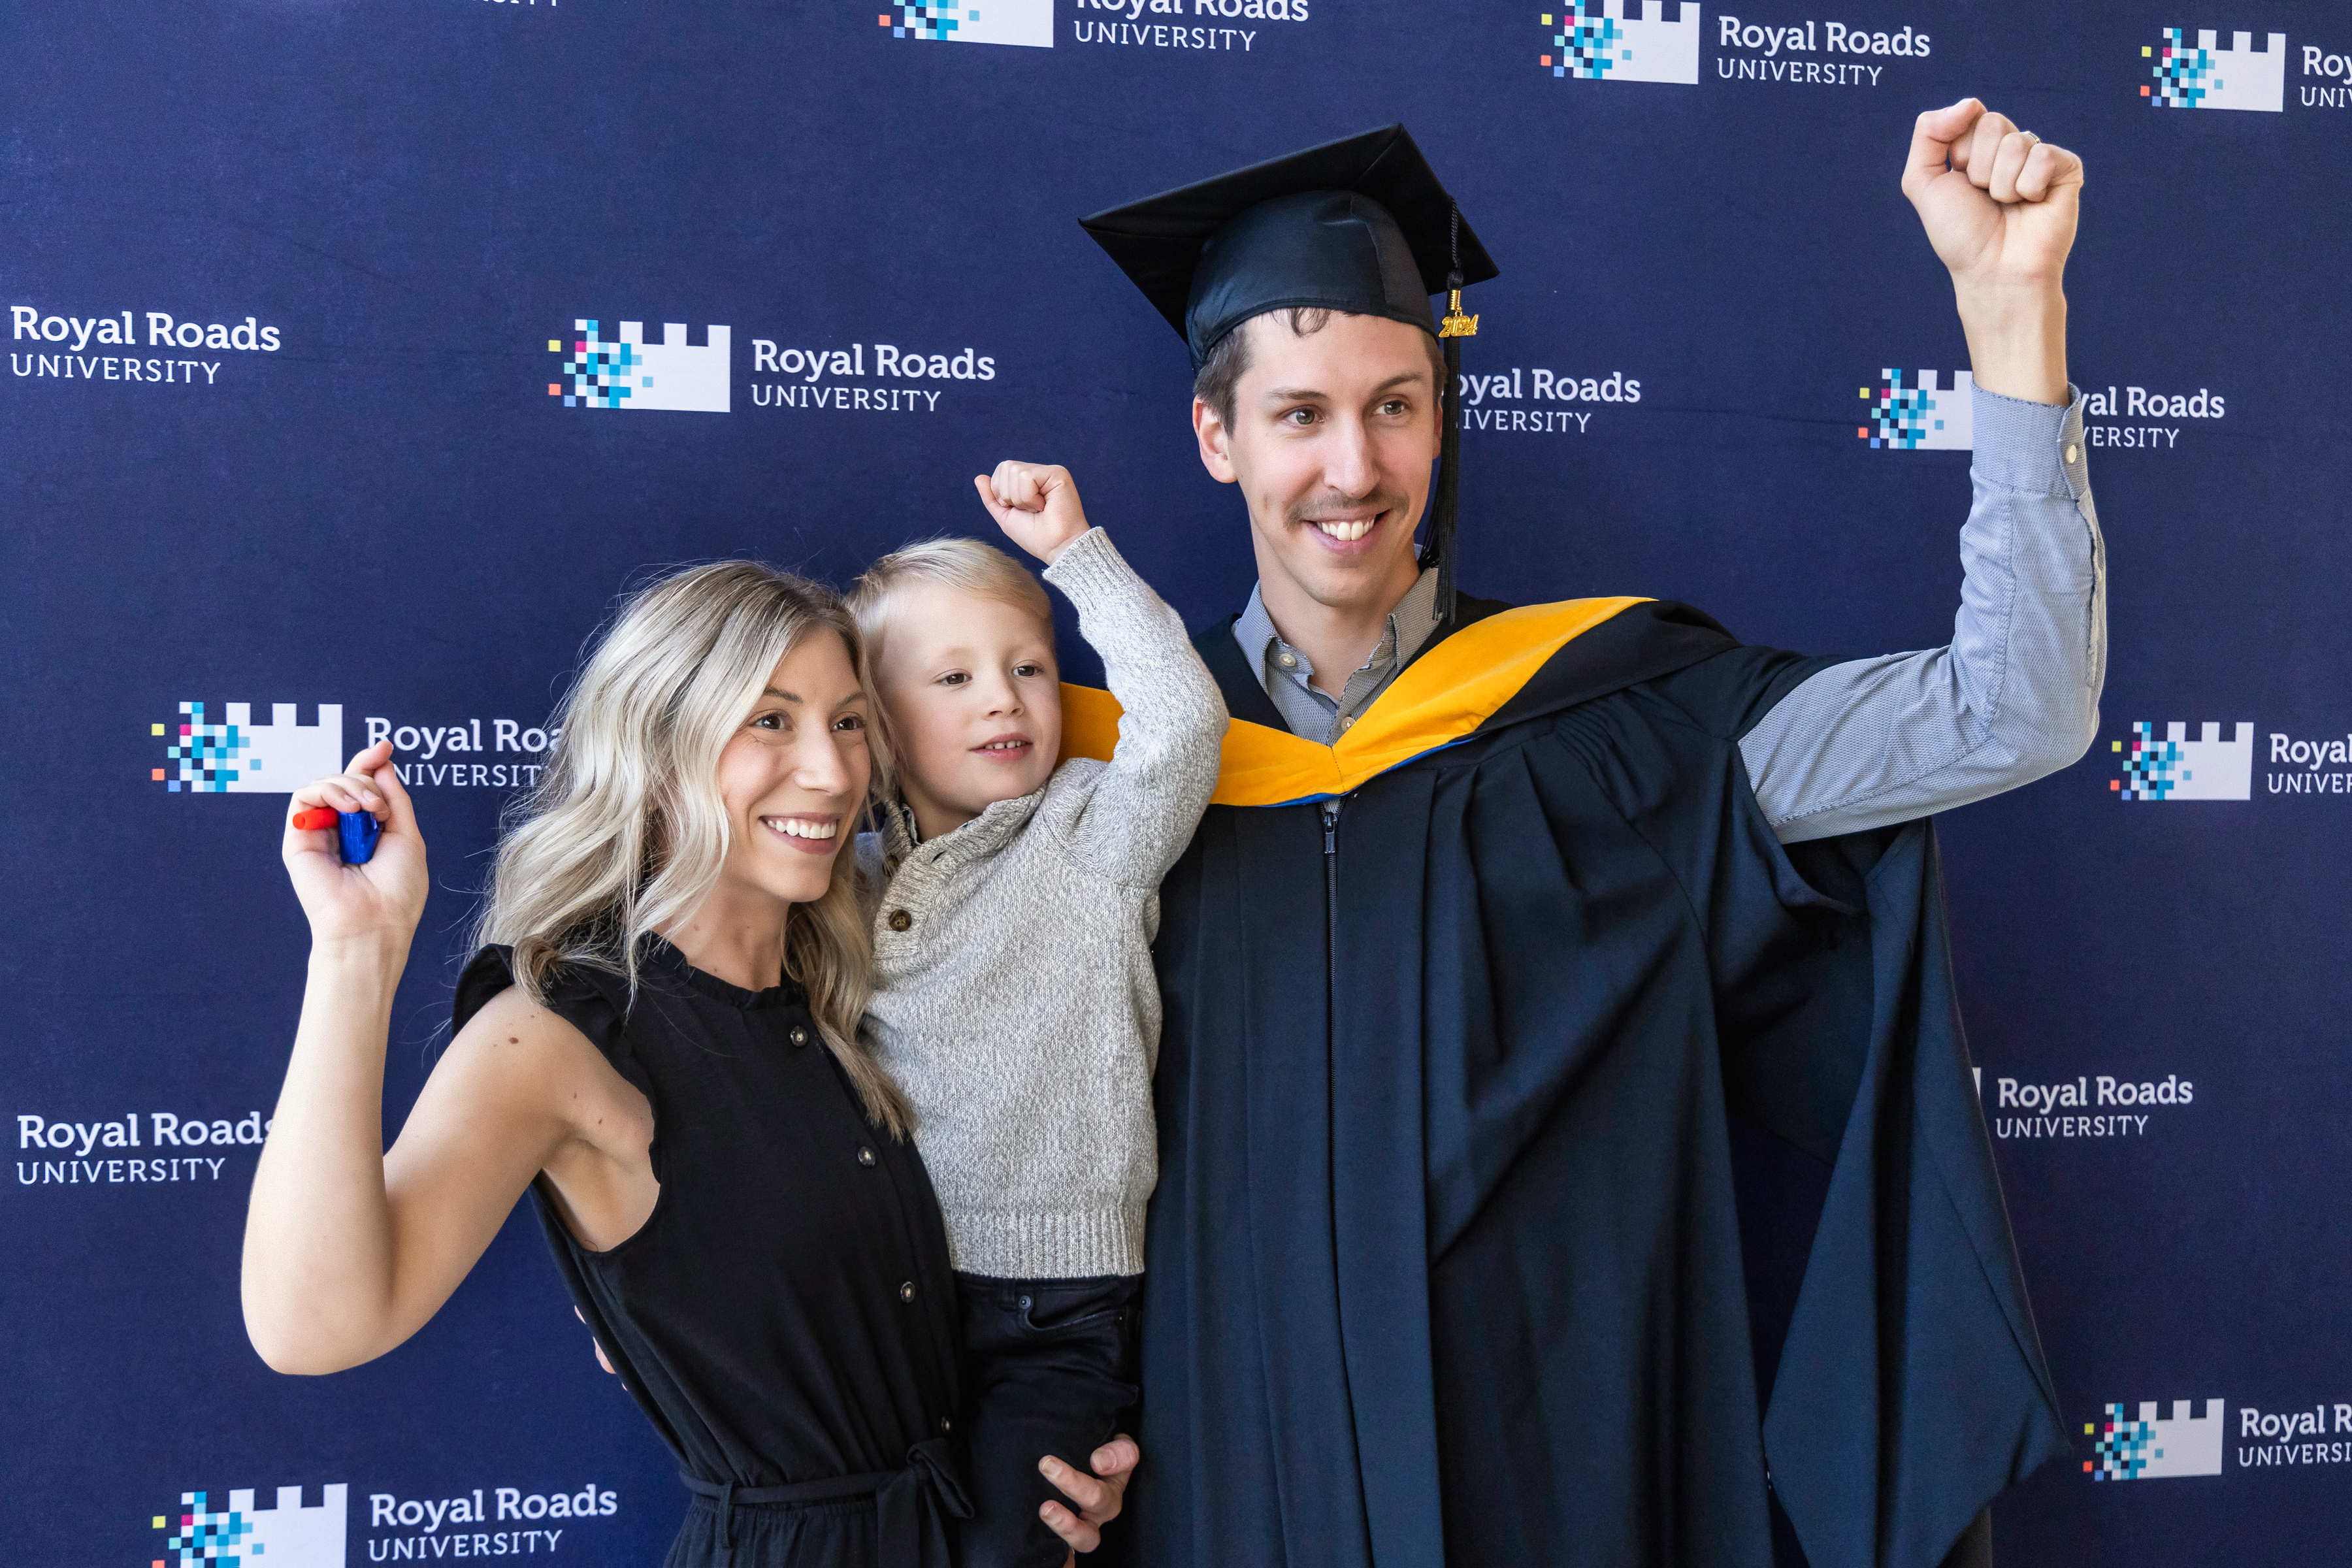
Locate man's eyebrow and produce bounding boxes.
[1260,370,1425,403]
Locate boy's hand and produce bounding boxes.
[974,461,1090,564]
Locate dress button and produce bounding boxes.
[888,909,913,932]
[1339,714,1356,731]
[939,1416,953,1434]
[898,1281,916,1303]
[789,1026,809,1047]
[1277,652,1297,669]
[857,1146,876,1167]
[2065,444,2079,465]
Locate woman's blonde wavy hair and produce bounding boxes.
[472,561,909,1136]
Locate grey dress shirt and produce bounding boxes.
[1233,564,1444,744]
[1234,384,2106,845]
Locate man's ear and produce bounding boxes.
[1192,396,1238,485]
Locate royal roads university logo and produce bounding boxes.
[156,1485,348,1568]
[549,320,731,412]
[1858,368,1973,450]
[2144,25,2286,109]
[1539,1,1701,84]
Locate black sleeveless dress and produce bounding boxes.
[455,941,967,1568]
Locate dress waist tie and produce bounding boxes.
[681,1440,972,1568]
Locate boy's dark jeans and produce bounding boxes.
[954,1271,1141,1568]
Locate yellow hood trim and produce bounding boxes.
[1060,596,1650,807]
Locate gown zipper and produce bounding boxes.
[1320,798,1343,997]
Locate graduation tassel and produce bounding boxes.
[1430,317,1463,625]
[1431,204,1478,626]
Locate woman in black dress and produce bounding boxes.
[240,563,1134,1567]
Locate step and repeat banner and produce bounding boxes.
[5,1,2347,1564]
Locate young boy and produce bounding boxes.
[847,461,1227,1568]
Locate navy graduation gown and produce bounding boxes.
[1113,598,2068,1568]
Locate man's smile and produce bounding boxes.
[1295,500,1401,553]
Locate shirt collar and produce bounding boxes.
[1237,564,1446,688]
[1384,565,1446,669]
[877,789,1042,868]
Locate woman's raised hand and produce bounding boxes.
[282,740,429,949]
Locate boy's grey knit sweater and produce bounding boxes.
[860,527,1226,1279]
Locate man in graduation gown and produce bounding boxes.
[1062,103,2102,1568]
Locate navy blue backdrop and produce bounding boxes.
[7,1,2349,1563]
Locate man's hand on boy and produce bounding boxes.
[974,460,1090,564]
[1039,1434,1139,1560]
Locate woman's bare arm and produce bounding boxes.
[240,742,644,1374]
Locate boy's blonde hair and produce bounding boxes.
[844,537,1054,673]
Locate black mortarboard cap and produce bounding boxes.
[1079,123,1496,372]
[1080,125,1498,623]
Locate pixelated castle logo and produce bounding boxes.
[2113,720,2255,800]
[152,703,344,794]
[2087,1400,2225,1480]
[1856,369,1972,451]
[2144,26,2287,109]
[1539,1,1701,84]
[548,319,731,412]
[878,0,1053,47]
[154,1485,348,1568]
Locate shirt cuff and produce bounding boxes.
[1970,384,2088,501]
